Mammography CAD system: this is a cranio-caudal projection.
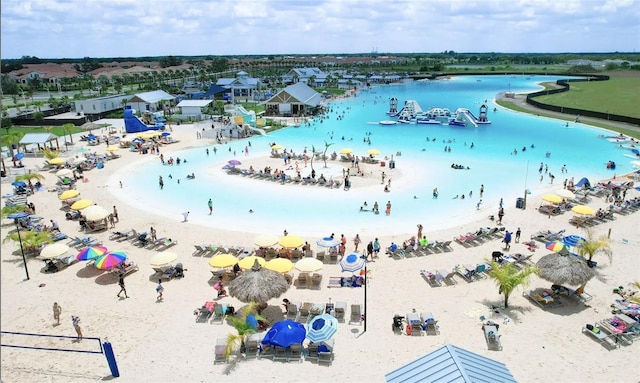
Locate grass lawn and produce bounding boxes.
[532,73,640,119]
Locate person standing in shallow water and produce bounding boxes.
[385,201,392,215]
[208,199,213,215]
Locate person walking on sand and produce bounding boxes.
[497,207,504,225]
[503,231,512,250]
[208,199,213,215]
[417,224,423,240]
[182,211,190,222]
[71,315,82,340]
[53,302,62,325]
[112,206,119,223]
[156,280,164,301]
[353,234,362,251]
[117,274,129,298]
[515,227,521,243]
[373,238,381,258]
[366,241,374,262]
[385,201,392,215]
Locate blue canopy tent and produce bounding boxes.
[575,177,590,188]
[386,344,517,383]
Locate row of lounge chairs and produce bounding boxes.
[215,335,335,365]
[195,301,227,324]
[227,168,344,189]
[405,312,440,336]
[583,313,639,350]
[109,230,177,251]
[285,301,361,326]
[421,263,492,287]
[453,227,503,248]
[295,273,323,290]
[525,284,593,310]
[388,240,453,260]
[569,211,616,228]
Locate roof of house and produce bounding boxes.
[385,344,517,383]
[177,100,212,107]
[289,67,328,79]
[128,90,175,103]
[19,133,59,145]
[263,82,323,107]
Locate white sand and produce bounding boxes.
[1,120,639,383]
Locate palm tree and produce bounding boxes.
[1,132,24,166]
[224,302,265,369]
[575,228,611,265]
[2,204,28,218]
[3,230,53,254]
[40,147,60,160]
[15,172,45,189]
[487,260,538,308]
[322,140,334,168]
[62,123,75,144]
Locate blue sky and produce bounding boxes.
[1,0,639,59]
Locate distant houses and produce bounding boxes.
[216,71,262,102]
[262,82,323,117]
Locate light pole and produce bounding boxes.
[8,212,30,280]
[523,160,530,210]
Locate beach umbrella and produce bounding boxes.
[271,144,283,150]
[541,194,562,204]
[48,158,65,165]
[70,199,92,210]
[80,122,101,131]
[536,252,595,287]
[339,148,353,154]
[340,252,366,273]
[228,260,290,303]
[563,235,586,248]
[555,189,575,199]
[150,251,178,268]
[228,159,242,167]
[316,236,340,248]
[238,255,266,270]
[70,157,86,165]
[264,258,294,273]
[545,241,569,254]
[161,132,171,137]
[279,235,304,249]
[106,146,119,152]
[254,234,280,247]
[7,212,29,220]
[294,258,323,273]
[571,205,595,216]
[94,251,127,270]
[58,190,80,201]
[208,254,238,269]
[306,314,338,343]
[261,320,306,348]
[76,147,90,154]
[56,168,74,178]
[575,177,590,188]
[76,245,108,261]
[11,181,26,188]
[367,149,381,156]
[39,243,70,259]
[83,205,109,221]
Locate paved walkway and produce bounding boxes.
[498,94,640,134]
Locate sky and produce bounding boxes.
[1,0,639,59]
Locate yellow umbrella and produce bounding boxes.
[150,251,178,267]
[340,148,353,154]
[294,258,324,273]
[254,234,280,247]
[367,149,381,156]
[59,190,80,201]
[208,254,239,269]
[48,158,65,165]
[571,205,595,216]
[271,144,283,150]
[541,194,563,204]
[238,255,266,270]
[39,243,70,259]
[106,146,119,152]
[264,258,294,273]
[70,199,93,210]
[279,235,304,249]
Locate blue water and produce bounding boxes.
[113,75,632,237]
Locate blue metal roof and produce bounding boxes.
[385,344,517,383]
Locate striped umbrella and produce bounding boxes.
[340,252,366,273]
[545,241,569,254]
[94,251,127,270]
[316,237,340,248]
[563,235,586,248]
[306,313,338,343]
[76,245,108,261]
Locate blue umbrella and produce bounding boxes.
[132,138,144,143]
[161,132,171,137]
[246,314,258,330]
[316,237,340,248]
[11,181,26,188]
[306,314,338,343]
[563,235,586,248]
[340,252,366,273]
[261,320,306,348]
[7,212,29,220]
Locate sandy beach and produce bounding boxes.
[1,117,639,383]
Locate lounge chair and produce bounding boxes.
[286,301,300,321]
[296,272,310,289]
[153,266,177,282]
[582,324,618,350]
[437,269,457,285]
[156,239,178,251]
[334,301,347,322]
[310,303,325,322]
[350,304,362,325]
[211,304,226,324]
[195,301,216,323]
[289,343,303,362]
[245,333,262,359]
[306,342,319,361]
[273,346,289,362]
[315,250,327,263]
[474,263,490,279]
[420,312,440,335]
[110,230,134,241]
[317,351,334,365]
[214,337,228,364]
[482,321,503,351]
[524,289,563,309]
[110,261,139,277]
[328,251,338,264]
[454,264,476,282]
[420,270,442,287]
[43,255,78,273]
[298,302,312,323]
[406,312,423,336]
[310,273,322,290]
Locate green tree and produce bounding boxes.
[62,123,75,144]
[40,147,60,160]
[322,140,334,168]
[1,204,28,218]
[3,230,53,254]
[1,132,24,167]
[575,228,612,264]
[223,302,265,367]
[487,260,538,308]
[34,112,44,125]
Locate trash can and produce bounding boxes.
[389,160,396,169]
[516,198,524,209]
[380,161,386,167]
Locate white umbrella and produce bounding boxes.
[39,243,70,259]
[254,234,280,247]
[83,205,110,221]
[294,258,323,273]
[555,189,575,199]
[150,252,178,268]
[56,168,73,177]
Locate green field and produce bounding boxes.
[532,75,640,119]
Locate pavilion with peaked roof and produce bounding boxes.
[261,82,323,117]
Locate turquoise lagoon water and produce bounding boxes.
[113,75,632,237]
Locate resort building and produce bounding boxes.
[216,71,262,102]
[73,94,129,118]
[262,82,323,117]
[176,100,213,119]
[282,67,328,87]
[126,90,175,113]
